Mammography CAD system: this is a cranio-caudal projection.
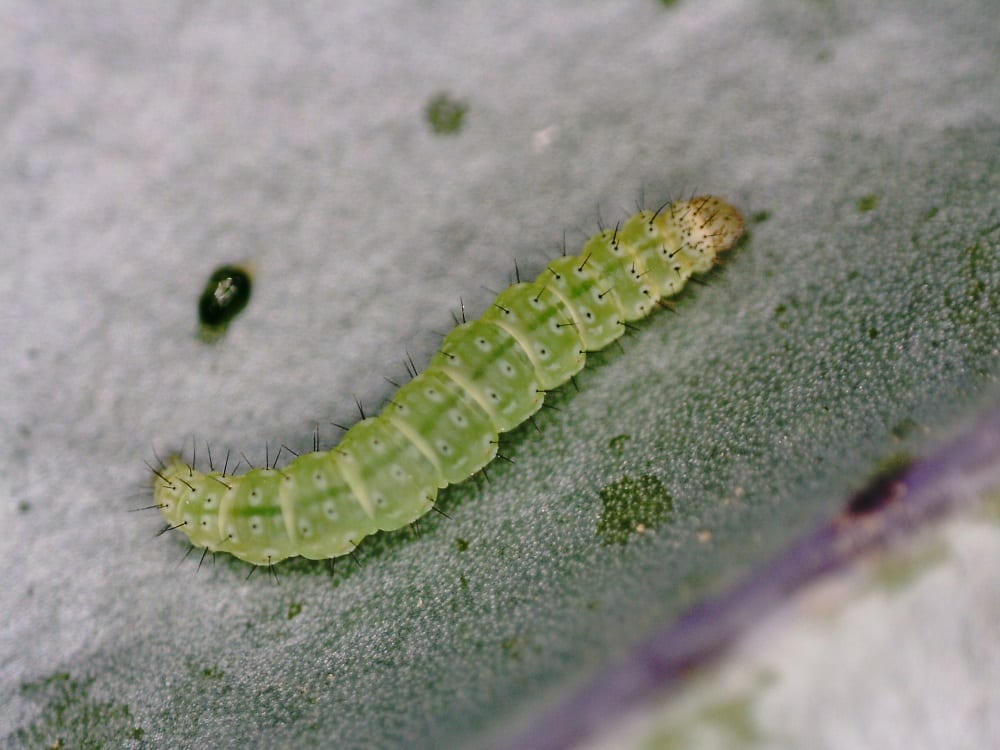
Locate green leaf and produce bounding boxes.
[4,2,998,749]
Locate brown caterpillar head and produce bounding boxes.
[664,196,745,273]
[691,195,745,254]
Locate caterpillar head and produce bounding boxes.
[668,196,745,273]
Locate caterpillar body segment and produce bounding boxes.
[429,318,544,432]
[154,196,745,566]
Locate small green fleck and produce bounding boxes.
[287,601,303,620]
[890,418,920,440]
[750,210,772,223]
[597,474,674,546]
[608,434,631,454]
[874,539,948,591]
[201,666,225,680]
[962,244,988,303]
[18,500,30,513]
[942,244,997,333]
[198,264,253,342]
[857,194,880,212]
[773,303,790,330]
[425,92,468,135]
[872,451,915,478]
[646,692,765,748]
[982,487,1000,521]
[455,538,469,552]
[500,635,538,660]
[15,672,144,749]
[867,326,879,339]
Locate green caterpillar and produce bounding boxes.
[153,196,745,566]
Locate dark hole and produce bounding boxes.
[845,457,913,516]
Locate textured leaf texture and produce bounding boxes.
[2,1,998,748]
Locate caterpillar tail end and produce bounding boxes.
[152,456,193,528]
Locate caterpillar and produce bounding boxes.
[153,196,745,567]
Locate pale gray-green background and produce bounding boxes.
[2,1,998,748]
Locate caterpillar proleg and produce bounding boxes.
[153,196,745,566]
